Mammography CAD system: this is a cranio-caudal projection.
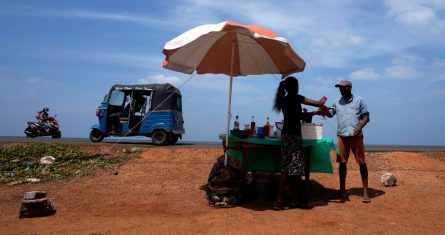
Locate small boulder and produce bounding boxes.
[19,191,56,218]
[381,172,397,187]
[23,191,46,200]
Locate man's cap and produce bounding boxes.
[335,80,352,87]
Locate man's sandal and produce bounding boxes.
[362,196,371,203]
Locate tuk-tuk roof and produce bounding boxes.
[111,83,182,111]
[111,83,181,96]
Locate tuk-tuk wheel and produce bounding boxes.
[152,130,168,145]
[90,129,104,143]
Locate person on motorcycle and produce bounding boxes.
[37,107,50,133]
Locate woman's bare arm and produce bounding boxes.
[303,97,325,107]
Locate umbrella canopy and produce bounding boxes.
[163,21,305,76]
[162,21,305,165]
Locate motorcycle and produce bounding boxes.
[25,115,62,138]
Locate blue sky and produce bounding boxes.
[0,0,444,145]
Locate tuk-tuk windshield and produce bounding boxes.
[109,90,125,106]
[101,94,108,104]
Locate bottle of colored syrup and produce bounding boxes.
[250,116,256,137]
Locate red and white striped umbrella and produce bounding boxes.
[163,21,305,76]
[162,21,306,165]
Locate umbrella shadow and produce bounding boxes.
[224,180,385,211]
[238,180,333,211]
[347,187,386,199]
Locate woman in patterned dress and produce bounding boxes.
[273,76,326,210]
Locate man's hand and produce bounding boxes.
[353,116,369,136]
[316,106,329,116]
[353,127,362,136]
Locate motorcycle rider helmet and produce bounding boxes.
[43,107,49,112]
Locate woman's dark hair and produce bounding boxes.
[273,76,299,112]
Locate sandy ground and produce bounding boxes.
[0,145,444,235]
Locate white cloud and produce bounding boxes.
[6,1,432,71]
[172,0,315,33]
[51,9,179,28]
[347,34,365,46]
[167,1,383,68]
[384,0,445,33]
[349,63,426,81]
[392,53,425,65]
[0,6,185,30]
[384,64,422,79]
[137,74,183,87]
[59,10,150,22]
[350,68,381,80]
[4,1,443,79]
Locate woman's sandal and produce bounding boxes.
[273,201,289,211]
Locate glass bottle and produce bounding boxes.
[264,117,270,138]
[234,115,240,130]
[250,116,256,136]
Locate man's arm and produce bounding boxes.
[353,97,370,136]
[353,114,369,136]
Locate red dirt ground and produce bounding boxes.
[1,145,444,234]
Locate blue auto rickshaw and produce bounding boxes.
[89,83,185,145]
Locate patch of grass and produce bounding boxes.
[0,143,138,185]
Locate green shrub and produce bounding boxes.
[0,143,137,184]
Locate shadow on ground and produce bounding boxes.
[200,180,386,211]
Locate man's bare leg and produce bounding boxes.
[360,163,371,203]
[338,162,348,198]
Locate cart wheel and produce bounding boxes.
[152,130,168,145]
[89,129,104,142]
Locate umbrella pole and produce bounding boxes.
[224,35,236,167]
[225,75,233,167]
